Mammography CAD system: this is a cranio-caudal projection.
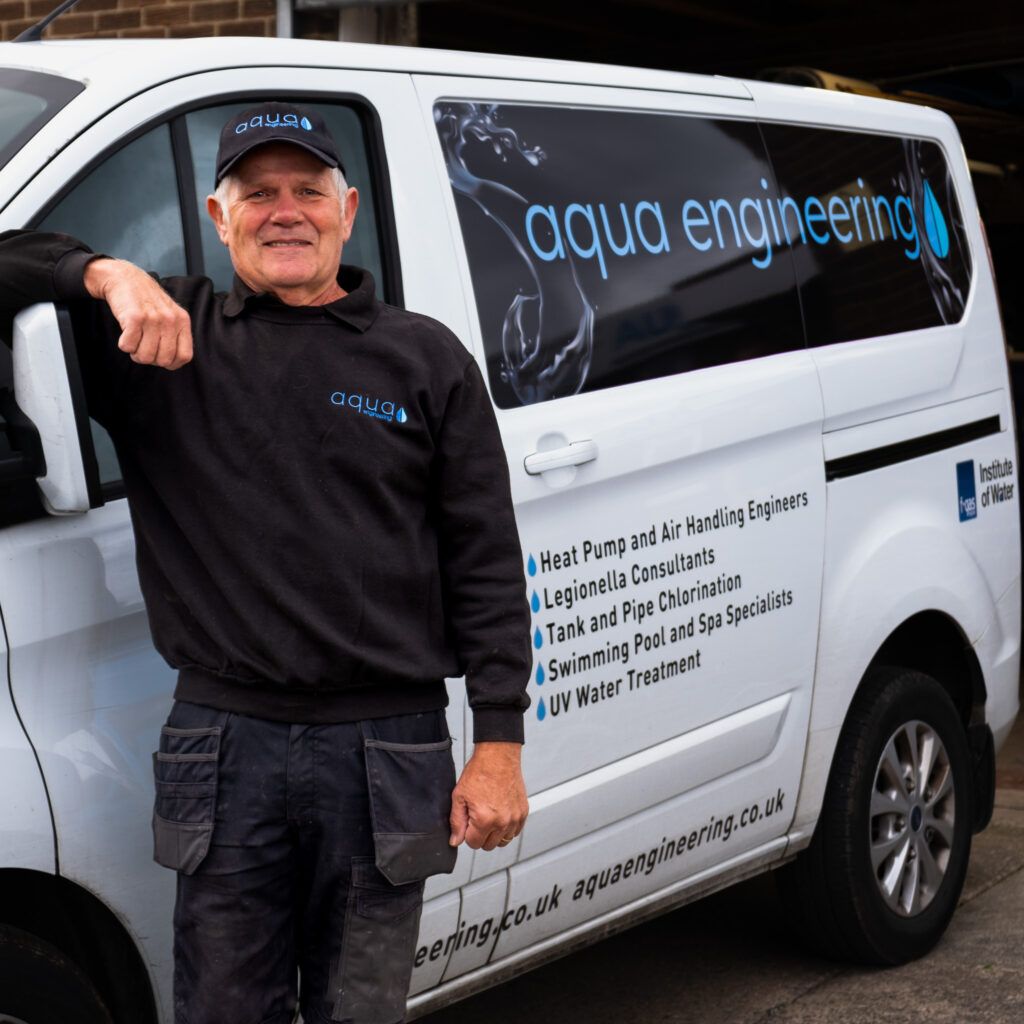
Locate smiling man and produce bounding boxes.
[0,102,531,1024]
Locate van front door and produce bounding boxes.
[0,66,470,1017]
[417,76,826,965]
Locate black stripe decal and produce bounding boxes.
[825,415,1001,481]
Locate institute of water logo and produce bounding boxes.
[330,389,408,425]
[956,459,977,522]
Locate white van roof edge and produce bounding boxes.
[0,37,753,100]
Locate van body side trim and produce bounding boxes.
[824,416,1001,481]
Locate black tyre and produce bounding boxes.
[778,666,973,965]
[0,925,112,1024]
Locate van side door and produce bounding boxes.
[414,75,826,969]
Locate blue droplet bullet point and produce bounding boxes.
[923,179,950,258]
[533,627,543,649]
[530,591,540,613]
[536,663,545,685]
[527,555,537,576]
[537,697,547,721]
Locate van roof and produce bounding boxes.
[0,36,753,98]
[0,36,956,131]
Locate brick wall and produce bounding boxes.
[0,0,277,41]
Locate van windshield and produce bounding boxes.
[0,68,84,177]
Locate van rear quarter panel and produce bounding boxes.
[748,84,1021,837]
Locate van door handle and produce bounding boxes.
[523,440,598,475]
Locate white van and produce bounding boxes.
[0,37,1018,1024]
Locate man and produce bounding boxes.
[0,103,531,1024]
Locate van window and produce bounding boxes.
[185,102,389,297]
[435,102,805,409]
[0,68,84,176]
[760,124,973,346]
[36,124,187,494]
[37,125,186,280]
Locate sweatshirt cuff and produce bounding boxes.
[53,248,103,302]
[471,706,525,744]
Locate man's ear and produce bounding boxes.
[341,187,360,245]
[206,195,230,246]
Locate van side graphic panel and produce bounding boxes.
[824,416,999,481]
[436,103,971,409]
[435,102,803,409]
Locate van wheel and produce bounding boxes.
[778,666,972,965]
[0,926,112,1024]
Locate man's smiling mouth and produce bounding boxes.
[264,240,312,247]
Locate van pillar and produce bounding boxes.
[337,1,419,45]
[276,0,293,38]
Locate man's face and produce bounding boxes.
[206,142,359,304]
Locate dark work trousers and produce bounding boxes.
[151,700,457,1024]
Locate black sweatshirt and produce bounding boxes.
[0,230,531,742]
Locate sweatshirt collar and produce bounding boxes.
[222,265,380,331]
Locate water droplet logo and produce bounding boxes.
[923,180,949,259]
[535,663,545,685]
[396,407,408,424]
[527,554,537,576]
[530,591,540,613]
[537,697,547,721]
[300,117,313,131]
[533,627,543,649]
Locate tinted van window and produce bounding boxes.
[0,68,84,176]
[38,124,186,280]
[761,124,973,346]
[435,103,804,409]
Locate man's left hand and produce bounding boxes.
[449,742,528,851]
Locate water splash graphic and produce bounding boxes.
[537,697,547,721]
[922,180,949,259]
[435,103,596,405]
[535,663,545,685]
[900,140,965,323]
[530,591,540,613]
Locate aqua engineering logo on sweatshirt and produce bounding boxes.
[330,389,408,424]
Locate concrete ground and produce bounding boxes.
[421,709,1024,1024]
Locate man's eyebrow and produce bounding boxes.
[237,176,332,190]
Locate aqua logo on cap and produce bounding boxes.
[215,102,345,187]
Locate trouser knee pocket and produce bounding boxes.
[331,858,424,1024]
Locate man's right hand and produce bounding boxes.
[83,257,193,370]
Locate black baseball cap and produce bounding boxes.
[214,102,345,187]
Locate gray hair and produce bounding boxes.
[212,165,349,224]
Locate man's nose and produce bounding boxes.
[269,192,302,223]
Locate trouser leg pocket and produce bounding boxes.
[152,723,223,875]
[330,858,424,1024]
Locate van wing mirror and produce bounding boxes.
[12,303,102,514]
